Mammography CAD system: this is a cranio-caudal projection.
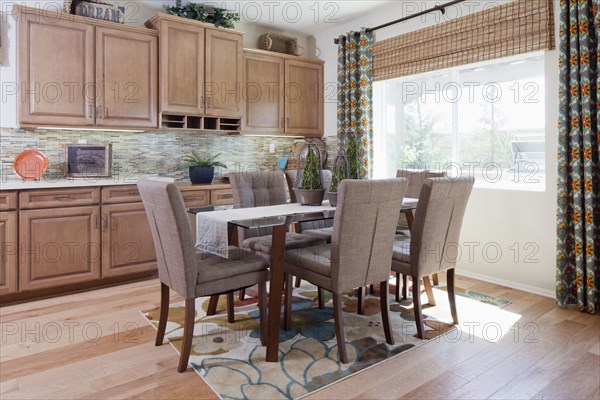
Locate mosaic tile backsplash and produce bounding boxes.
[0,128,337,182]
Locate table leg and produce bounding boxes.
[404,209,414,230]
[266,224,287,362]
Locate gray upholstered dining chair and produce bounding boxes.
[138,179,269,373]
[284,169,334,244]
[228,171,326,257]
[391,177,474,339]
[395,169,448,290]
[283,178,408,363]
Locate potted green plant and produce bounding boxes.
[163,0,240,28]
[328,158,348,207]
[346,131,362,180]
[180,151,226,184]
[293,144,325,206]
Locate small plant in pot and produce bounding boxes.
[180,151,226,185]
[294,142,325,206]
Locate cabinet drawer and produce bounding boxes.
[102,185,141,204]
[0,191,17,211]
[20,188,100,209]
[180,190,210,208]
[211,189,233,205]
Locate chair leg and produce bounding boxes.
[317,287,325,309]
[379,281,394,345]
[227,292,235,323]
[357,286,365,315]
[412,278,425,339]
[333,293,348,363]
[423,276,436,306]
[258,281,268,346]
[178,298,196,373]
[294,276,301,288]
[206,295,219,316]
[283,273,293,331]
[432,273,439,286]
[402,275,408,300]
[238,289,246,301]
[395,273,400,303]
[155,282,170,346]
[447,269,459,325]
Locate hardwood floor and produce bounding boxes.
[1,276,598,399]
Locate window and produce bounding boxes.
[373,53,546,190]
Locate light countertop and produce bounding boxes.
[0,175,172,190]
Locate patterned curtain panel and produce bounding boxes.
[337,29,374,179]
[556,0,600,313]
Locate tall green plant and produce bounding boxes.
[330,161,347,192]
[300,146,322,190]
[346,132,361,179]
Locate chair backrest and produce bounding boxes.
[138,179,197,299]
[229,171,287,238]
[285,169,332,203]
[396,169,447,199]
[229,171,287,208]
[409,177,474,278]
[331,178,408,292]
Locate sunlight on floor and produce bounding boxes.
[422,287,522,343]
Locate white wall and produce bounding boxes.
[312,0,559,296]
[0,0,310,128]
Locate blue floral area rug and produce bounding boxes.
[142,282,509,400]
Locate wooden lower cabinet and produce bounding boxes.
[101,203,157,277]
[0,211,18,295]
[19,206,101,291]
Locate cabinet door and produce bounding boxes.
[284,60,324,137]
[19,207,101,291]
[243,53,285,134]
[18,13,95,126]
[160,21,205,115]
[96,27,158,128]
[0,211,18,296]
[205,29,243,118]
[102,203,157,277]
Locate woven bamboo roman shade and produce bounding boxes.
[373,0,555,81]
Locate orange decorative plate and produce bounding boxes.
[13,150,49,180]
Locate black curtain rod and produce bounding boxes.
[334,0,468,44]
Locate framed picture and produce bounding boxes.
[65,144,112,178]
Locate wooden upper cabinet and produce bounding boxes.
[159,20,205,115]
[96,27,158,128]
[243,52,285,134]
[205,29,243,118]
[285,60,324,137]
[18,13,95,127]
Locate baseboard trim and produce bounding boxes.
[455,269,555,299]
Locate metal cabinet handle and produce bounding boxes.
[104,215,109,229]
[95,215,99,229]
[88,104,94,119]
[128,192,139,196]
[54,195,75,201]
[281,118,285,128]
[200,96,204,109]
[97,105,104,119]
[207,97,212,109]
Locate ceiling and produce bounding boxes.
[154,1,394,35]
